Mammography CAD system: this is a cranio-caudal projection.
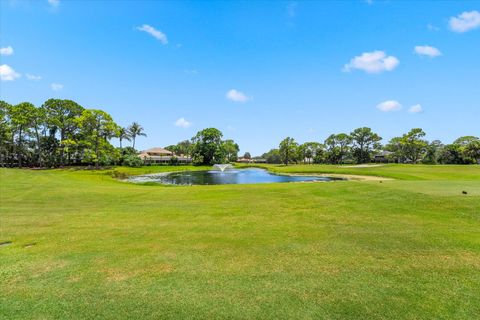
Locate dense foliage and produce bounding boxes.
[0,99,146,167]
[261,149,281,164]
[165,129,240,166]
[189,128,239,165]
[264,128,479,165]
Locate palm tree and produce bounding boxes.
[128,122,147,149]
[117,127,131,149]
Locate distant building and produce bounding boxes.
[138,147,192,164]
[374,151,393,163]
[140,147,173,157]
[236,157,266,163]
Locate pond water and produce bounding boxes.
[128,168,340,185]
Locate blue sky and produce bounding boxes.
[1,0,479,155]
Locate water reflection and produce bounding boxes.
[128,168,340,185]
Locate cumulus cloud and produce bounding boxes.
[409,104,423,113]
[137,24,168,44]
[343,51,399,74]
[0,46,14,56]
[376,100,402,112]
[449,10,480,33]
[0,64,21,81]
[51,83,63,91]
[174,117,191,128]
[26,73,42,81]
[226,89,250,103]
[414,45,442,57]
[48,0,60,7]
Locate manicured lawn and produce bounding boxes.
[1,165,479,319]
[238,163,480,180]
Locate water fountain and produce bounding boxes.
[128,166,339,185]
[213,164,232,172]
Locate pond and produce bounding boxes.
[128,168,341,185]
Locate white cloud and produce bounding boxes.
[174,117,191,128]
[0,64,21,81]
[48,0,60,7]
[137,24,168,44]
[26,73,42,81]
[449,10,480,33]
[343,51,399,74]
[226,89,250,103]
[414,45,442,58]
[409,104,423,113]
[0,46,14,56]
[51,83,63,91]
[376,100,402,112]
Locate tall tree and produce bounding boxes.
[350,127,382,164]
[465,139,480,164]
[423,140,443,164]
[438,144,467,164]
[279,137,298,165]
[128,122,147,149]
[42,99,84,165]
[455,136,479,164]
[30,105,47,166]
[401,128,428,163]
[176,140,193,156]
[261,148,281,164]
[117,127,131,149]
[454,136,479,147]
[76,109,118,167]
[0,101,13,166]
[8,102,37,167]
[324,133,351,164]
[385,136,404,163]
[165,145,178,154]
[299,142,323,164]
[191,128,226,165]
[223,139,240,162]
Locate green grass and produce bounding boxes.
[1,165,479,319]
[237,163,480,180]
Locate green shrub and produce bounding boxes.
[123,154,143,167]
[169,156,179,165]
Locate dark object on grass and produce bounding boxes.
[0,241,13,247]
[379,181,382,183]
[462,191,468,194]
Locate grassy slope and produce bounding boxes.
[1,165,479,319]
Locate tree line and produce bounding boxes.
[165,128,240,165]
[261,127,480,165]
[1,99,478,168]
[0,98,239,168]
[0,99,147,168]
